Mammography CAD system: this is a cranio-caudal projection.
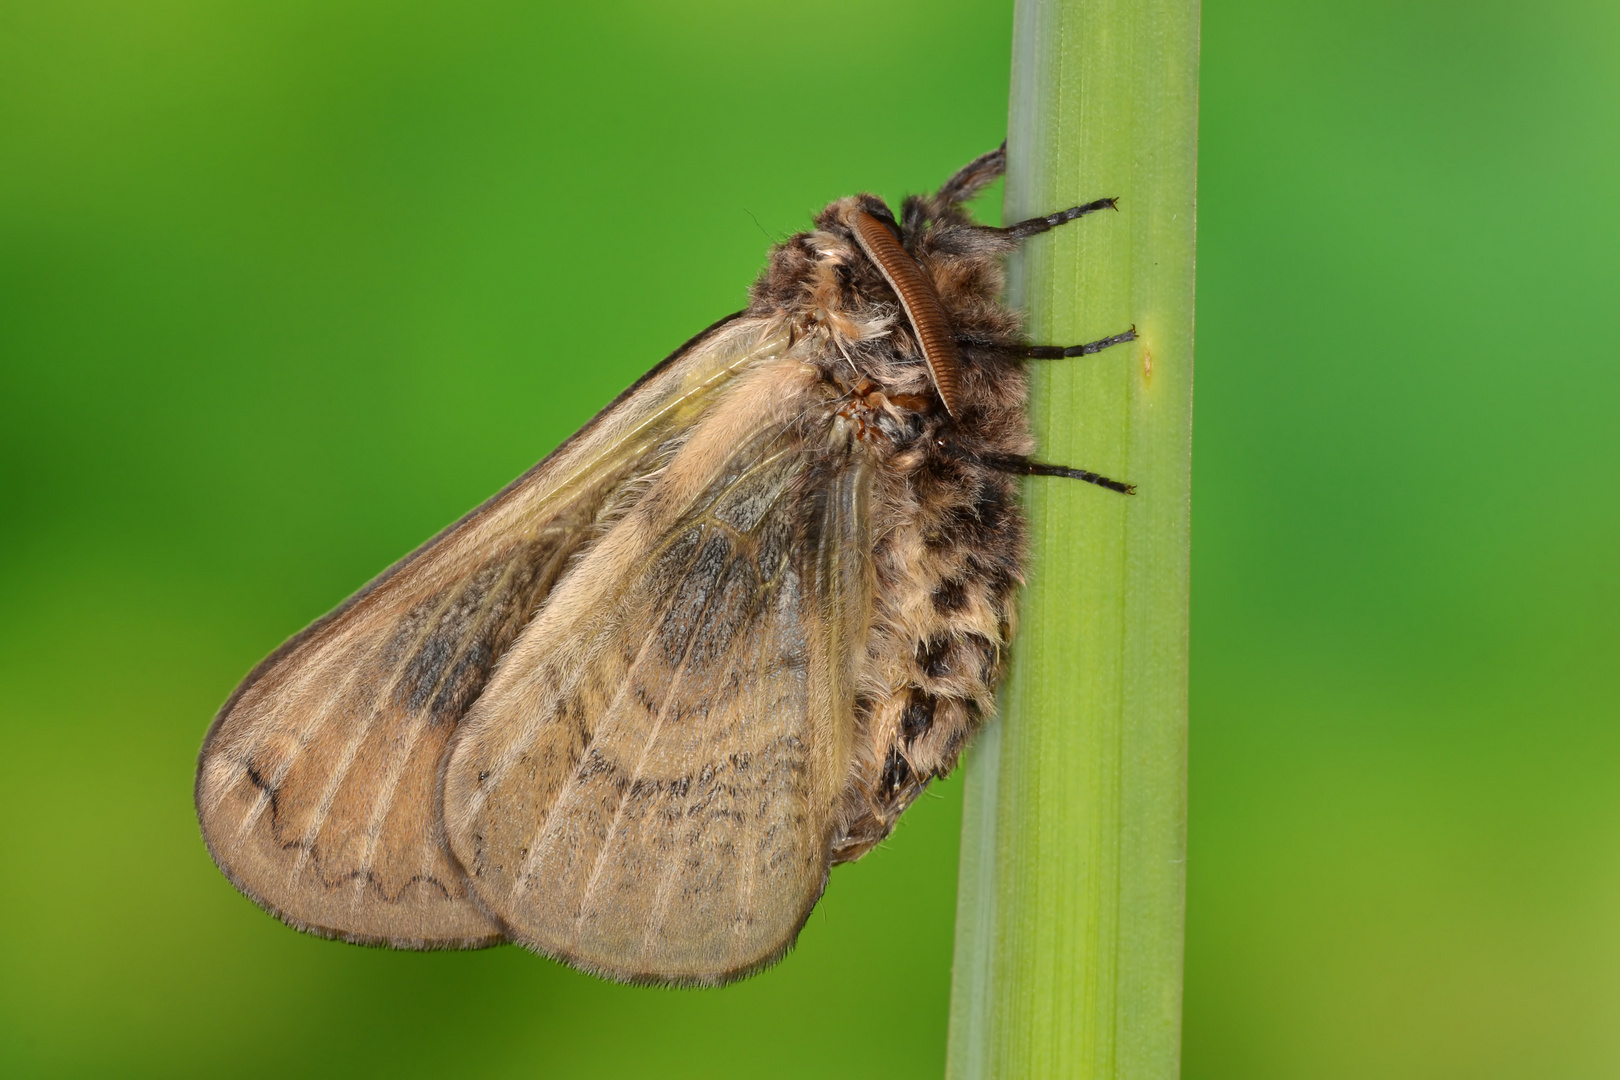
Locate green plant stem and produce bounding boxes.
[945,0,1198,1076]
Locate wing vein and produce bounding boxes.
[728,600,772,966]
[570,547,735,934]
[284,579,472,884]
[637,571,768,963]
[511,624,665,893]
[226,640,374,841]
[349,554,534,894]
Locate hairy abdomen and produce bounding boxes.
[832,445,1025,861]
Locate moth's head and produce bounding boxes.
[812,193,963,418]
[810,194,909,304]
[800,193,910,318]
[815,195,902,247]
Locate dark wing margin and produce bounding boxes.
[194,313,789,948]
[443,359,874,985]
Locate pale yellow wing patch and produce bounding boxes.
[444,359,873,984]
[195,316,790,947]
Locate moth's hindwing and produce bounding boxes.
[194,316,791,949]
[443,356,873,985]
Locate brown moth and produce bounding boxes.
[195,145,1135,986]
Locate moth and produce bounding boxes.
[195,145,1135,986]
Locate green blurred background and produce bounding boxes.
[2,0,1616,1076]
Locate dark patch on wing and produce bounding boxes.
[390,534,576,725]
[658,531,734,667]
[683,551,761,679]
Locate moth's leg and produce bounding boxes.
[1018,326,1138,359]
[934,143,1008,207]
[901,194,928,236]
[912,145,1011,232]
[986,330,1136,492]
[927,195,1118,255]
[984,455,1135,495]
[999,197,1119,240]
[957,327,1136,361]
[937,436,1136,495]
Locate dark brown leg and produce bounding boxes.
[1021,327,1137,359]
[1000,198,1119,240]
[957,327,1137,358]
[936,435,1136,495]
[935,143,1009,206]
[981,454,1134,494]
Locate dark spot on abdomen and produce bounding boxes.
[880,745,912,795]
[931,578,968,614]
[901,688,936,743]
[917,635,951,679]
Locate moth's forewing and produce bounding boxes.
[195,315,790,947]
[443,357,872,985]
